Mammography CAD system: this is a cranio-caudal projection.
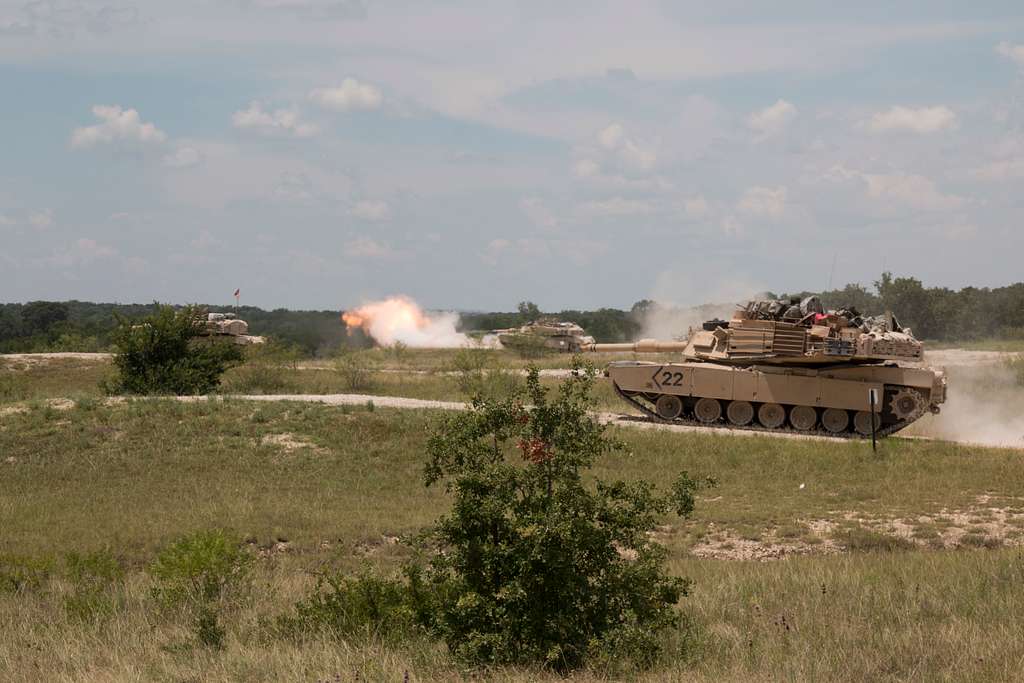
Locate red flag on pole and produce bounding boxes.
[233,288,240,297]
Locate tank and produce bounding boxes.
[198,312,265,346]
[584,298,946,439]
[494,319,596,353]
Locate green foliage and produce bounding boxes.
[451,346,522,401]
[517,300,541,323]
[836,528,915,552]
[149,529,252,607]
[0,554,53,593]
[224,341,302,394]
[276,570,418,640]
[149,529,252,648]
[415,362,705,671]
[104,304,244,395]
[334,349,378,391]
[62,549,125,621]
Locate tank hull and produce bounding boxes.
[604,360,945,438]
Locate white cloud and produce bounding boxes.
[191,230,221,250]
[747,99,797,136]
[720,215,743,237]
[232,102,318,137]
[597,123,624,150]
[969,158,1024,181]
[577,197,655,217]
[592,123,656,172]
[573,159,600,178]
[163,146,202,168]
[996,42,1024,68]
[683,196,710,218]
[28,208,54,229]
[41,238,118,268]
[862,171,965,211]
[309,78,383,111]
[350,199,391,221]
[71,105,167,148]
[345,236,391,258]
[519,197,558,229]
[867,105,956,134]
[737,186,787,218]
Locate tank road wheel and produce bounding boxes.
[693,397,722,424]
[789,405,817,431]
[889,388,926,421]
[655,394,684,420]
[854,411,881,436]
[758,403,786,429]
[821,408,850,434]
[726,400,754,426]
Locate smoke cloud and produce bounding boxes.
[910,355,1024,449]
[637,271,767,339]
[343,295,470,348]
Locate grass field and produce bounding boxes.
[3,395,1024,681]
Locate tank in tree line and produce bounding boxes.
[584,297,946,438]
[494,319,596,353]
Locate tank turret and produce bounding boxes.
[584,299,946,439]
[198,312,265,346]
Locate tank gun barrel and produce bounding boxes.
[584,339,690,353]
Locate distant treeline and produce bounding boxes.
[1,274,1022,354]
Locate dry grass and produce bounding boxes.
[3,399,1024,680]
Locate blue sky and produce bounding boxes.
[2,1,1024,311]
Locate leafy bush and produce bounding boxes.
[451,346,522,402]
[334,350,378,391]
[414,362,706,671]
[276,570,417,640]
[104,305,244,395]
[149,529,252,649]
[224,341,301,394]
[0,554,53,593]
[63,549,124,621]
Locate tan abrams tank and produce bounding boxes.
[586,300,946,439]
[198,313,265,346]
[495,320,596,353]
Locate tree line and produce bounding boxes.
[1,274,1022,354]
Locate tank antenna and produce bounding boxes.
[826,252,837,291]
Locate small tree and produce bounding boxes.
[104,305,243,395]
[414,361,705,671]
[517,300,541,323]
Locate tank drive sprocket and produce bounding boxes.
[888,387,926,421]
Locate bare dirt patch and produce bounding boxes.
[260,432,325,454]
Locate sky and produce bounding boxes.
[2,1,1024,312]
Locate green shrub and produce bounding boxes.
[225,341,300,394]
[277,571,416,640]
[149,529,252,649]
[334,350,377,392]
[451,346,522,402]
[62,549,124,621]
[0,554,53,593]
[836,528,915,552]
[414,362,707,671]
[103,304,244,396]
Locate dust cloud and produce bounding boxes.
[342,296,470,348]
[912,356,1024,449]
[638,272,767,339]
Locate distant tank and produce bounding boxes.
[495,319,596,353]
[198,312,265,346]
[585,297,946,438]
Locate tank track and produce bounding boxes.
[609,383,915,440]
